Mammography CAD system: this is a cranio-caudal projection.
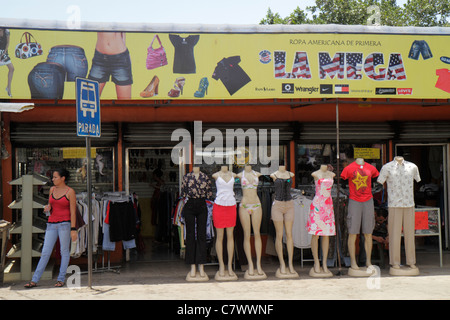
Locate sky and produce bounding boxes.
[3,0,409,25]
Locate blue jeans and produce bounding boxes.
[28,62,65,99]
[32,222,71,283]
[408,40,433,60]
[46,45,88,81]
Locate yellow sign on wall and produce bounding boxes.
[1,28,450,100]
[354,147,380,160]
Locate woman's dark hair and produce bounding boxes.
[53,168,70,182]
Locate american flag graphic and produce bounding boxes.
[346,53,363,79]
[275,51,287,78]
[291,52,311,79]
[319,52,345,79]
[275,51,311,79]
[364,53,386,80]
[387,53,406,80]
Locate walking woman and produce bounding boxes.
[24,168,78,288]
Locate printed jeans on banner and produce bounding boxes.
[408,40,433,60]
[28,62,65,99]
[32,222,71,283]
[46,45,88,81]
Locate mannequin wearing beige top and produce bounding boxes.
[270,166,298,278]
[212,166,238,281]
[309,165,335,278]
[237,165,267,280]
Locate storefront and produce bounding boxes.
[1,21,450,273]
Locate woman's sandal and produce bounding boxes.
[24,281,37,289]
[54,281,65,287]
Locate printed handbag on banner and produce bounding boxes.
[15,32,43,59]
[146,34,168,70]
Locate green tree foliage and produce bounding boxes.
[260,0,450,27]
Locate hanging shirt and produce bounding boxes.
[377,159,421,208]
[212,56,251,96]
[341,161,379,202]
[169,34,199,74]
[180,171,213,199]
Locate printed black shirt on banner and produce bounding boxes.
[212,56,251,96]
[169,34,200,74]
[180,171,213,199]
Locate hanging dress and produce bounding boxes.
[307,178,336,236]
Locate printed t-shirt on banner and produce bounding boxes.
[340,161,379,202]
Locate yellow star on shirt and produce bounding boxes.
[352,172,368,190]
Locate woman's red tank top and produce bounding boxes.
[48,188,71,223]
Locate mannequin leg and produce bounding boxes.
[226,227,235,276]
[190,264,196,277]
[403,207,417,268]
[284,221,295,274]
[388,208,402,268]
[215,228,225,276]
[348,234,359,269]
[273,220,286,273]
[311,235,321,273]
[321,236,330,273]
[364,234,373,267]
[239,207,254,274]
[198,264,206,277]
[251,208,264,274]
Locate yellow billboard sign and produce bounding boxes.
[1,28,449,100]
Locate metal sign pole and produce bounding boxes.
[86,136,93,289]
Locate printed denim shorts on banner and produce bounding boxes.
[408,40,433,60]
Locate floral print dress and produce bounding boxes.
[307,178,336,236]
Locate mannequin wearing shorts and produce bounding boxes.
[212,166,238,280]
[341,158,379,275]
[307,164,335,277]
[237,165,266,279]
[270,166,298,278]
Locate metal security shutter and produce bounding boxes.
[298,122,395,143]
[395,121,450,142]
[122,122,189,146]
[10,122,117,147]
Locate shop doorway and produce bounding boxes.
[395,144,448,249]
[125,147,186,262]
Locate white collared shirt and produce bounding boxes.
[377,159,421,208]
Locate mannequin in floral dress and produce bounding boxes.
[307,164,336,277]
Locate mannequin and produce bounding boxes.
[237,165,266,280]
[181,166,212,282]
[270,166,298,278]
[378,156,421,276]
[307,164,335,278]
[341,158,379,277]
[212,166,238,281]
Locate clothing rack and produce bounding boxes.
[76,191,137,275]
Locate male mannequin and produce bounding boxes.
[181,166,212,282]
[237,165,266,280]
[270,166,298,278]
[341,158,379,277]
[307,164,335,278]
[212,166,238,281]
[377,156,421,276]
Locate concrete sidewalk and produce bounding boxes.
[0,250,449,300]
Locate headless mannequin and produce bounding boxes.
[237,165,266,280]
[347,158,374,277]
[270,166,298,278]
[186,166,208,282]
[385,156,419,276]
[212,166,237,281]
[309,164,335,278]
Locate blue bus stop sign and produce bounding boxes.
[76,78,101,137]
